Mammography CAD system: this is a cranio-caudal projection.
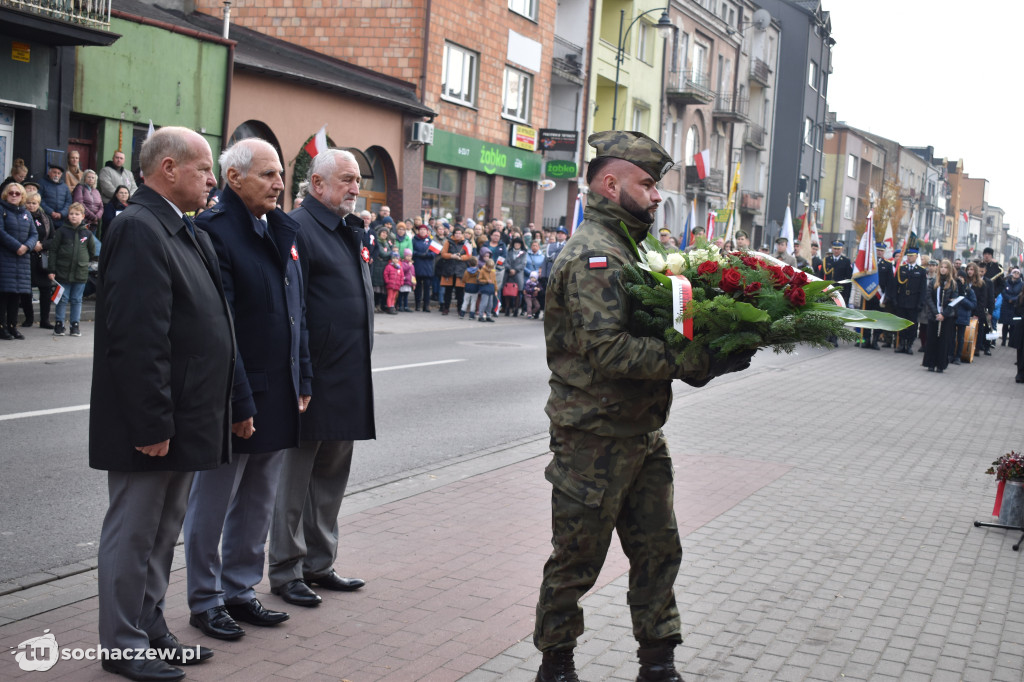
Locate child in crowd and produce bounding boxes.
[382,251,404,315]
[399,248,416,312]
[461,256,480,320]
[47,202,96,337]
[524,271,542,319]
[477,257,497,323]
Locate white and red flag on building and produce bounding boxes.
[303,124,328,158]
[694,149,710,180]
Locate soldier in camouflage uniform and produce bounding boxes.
[534,131,752,682]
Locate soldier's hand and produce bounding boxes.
[707,348,756,377]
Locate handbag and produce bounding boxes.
[502,281,519,298]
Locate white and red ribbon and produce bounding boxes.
[670,275,693,340]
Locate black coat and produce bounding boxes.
[195,186,311,454]
[290,196,375,441]
[89,185,236,472]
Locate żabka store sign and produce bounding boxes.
[426,129,542,181]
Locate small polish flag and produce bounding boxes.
[463,244,472,256]
[52,283,65,303]
[428,240,442,254]
[303,124,329,159]
[694,149,710,180]
[588,256,608,269]
[496,255,505,266]
[290,244,299,261]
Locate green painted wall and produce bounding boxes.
[74,17,227,170]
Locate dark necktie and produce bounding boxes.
[183,214,197,238]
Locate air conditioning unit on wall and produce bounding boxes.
[411,122,434,145]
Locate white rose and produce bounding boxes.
[665,252,685,274]
[645,252,667,273]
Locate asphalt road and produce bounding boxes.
[0,316,552,585]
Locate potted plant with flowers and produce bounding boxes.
[986,451,1024,526]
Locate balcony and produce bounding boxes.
[552,34,584,86]
[1,0,117,45]
[750,58,771,86]
[666,70,713,105]
[743,123,765,150]
[685,166,725,194]
[740,191,763,214]
[713,94,748,122]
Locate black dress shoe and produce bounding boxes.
[101,657,184,681]
[150,632,212,666]
[271,579,322,607]
[39,322,53,329]
[188,605,245,640]
[226,597,290,626]
[304,569,365,592]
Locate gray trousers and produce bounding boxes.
[183,450,286,613]
[268,440,353,587]
[98,469,193,651]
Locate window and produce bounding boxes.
[808,60,818,89]
[685,125,699,163]
[422,164,462,220]
[847,154,858,179]
[804,118,813,146]
[502,66,532,122]
[508,0,536,20]
[843,196,854,220]
[631,105,649,133]
[442,42,478,107]
[637,22,652,64]
[677,32,689,73]
[502,179,533,228]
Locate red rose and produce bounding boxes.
[782,265,795,279]
[740,256,761,269]
[790,271,809,287]
[697,260,720,276]
[720,267,743,292]
[786,286,807,306]
[744,282,762,296]
[767,266,788,287]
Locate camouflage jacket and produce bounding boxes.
[543,193,709,438]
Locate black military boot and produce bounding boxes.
[636,642,683,682]
[536,649,579,682]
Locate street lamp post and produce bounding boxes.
[611,6,675,130]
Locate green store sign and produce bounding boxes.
[426,129,542,181]
[545,160,577,179]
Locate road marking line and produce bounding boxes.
[0,360,466,420]
[372,359,466,372]
[0,404,90,421]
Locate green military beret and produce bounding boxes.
[588,130,674,182]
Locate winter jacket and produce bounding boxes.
[439,237,470,280]
[477,264,497,294]
[524,277,541,297]
[383,260,404,290]
[412,235,436,277]
[371,239,395,288]
[38,175,72,226]
[525,249,545,278]
[954,282,976,326]
[1000,278,1023,324]
[27,208,55,288]
[400,260,415,287]
[0,200,38,293]
[101,197,128,239]
[47,222,97,283]
[463,265,480,293]
[98,162,138,203]
[72,183,103,226]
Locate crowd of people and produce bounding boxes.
[0,152,139,339]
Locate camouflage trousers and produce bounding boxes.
[534,425,683,652]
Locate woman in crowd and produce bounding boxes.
[371,226,396,311]
[0,158,28,194]
[999,268,1023,346]
[100,185,130,239]
[438,225,471,315]
[950,270,976,366]
[503,235,527,317]
[21,191,55,329]
[922,259,957,373]
[966,261,993,358]
[0,183,38,340]
[72,169,103,231]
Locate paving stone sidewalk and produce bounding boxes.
[3,341,1023,681]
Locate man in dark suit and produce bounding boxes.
[183,138,311,641]
[823,239,853,304]
[875,243,897,348]
[90,126,234,681]
[269,149,376,607]
[894,247,927,353]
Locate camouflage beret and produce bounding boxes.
[588,130,674,182]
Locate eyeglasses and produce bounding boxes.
[6,190,22,196]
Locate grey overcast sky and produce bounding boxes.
[825,0,1024,238]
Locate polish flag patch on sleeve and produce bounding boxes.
[588,256,609,269]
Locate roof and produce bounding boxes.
[114,0,434,119]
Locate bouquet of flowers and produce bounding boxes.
[986,451,1024,482]
[621,235,909,364]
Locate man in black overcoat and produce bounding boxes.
[183,138,311,640]
[90,126,234,681]
[894,247,928,353]
[269,148,376,607]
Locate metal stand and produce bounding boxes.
[973,521,1024,551]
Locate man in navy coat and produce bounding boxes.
[90,126,233,681]
[184,138,311,640]
[269,148,376,607]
